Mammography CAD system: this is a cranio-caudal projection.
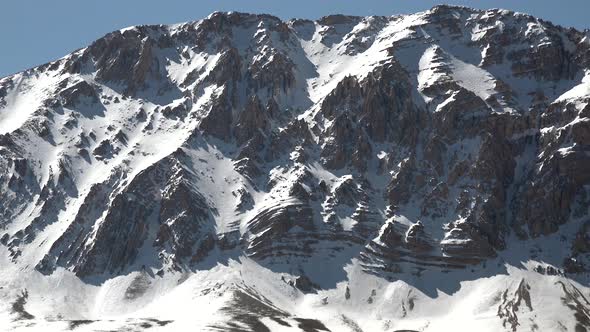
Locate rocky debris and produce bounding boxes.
[533,264,561,276]
[497,279,533,332]
[0,86,7,108]
[57,79,100,109]
[555,281,590,331]
[293,275,319,293]
[114,130,129,145]
[11,289,34,320]
[124,272,152,300]
[161,99,190,119]
[210,286,331,332]
[20,117,52,140]
[92,139,118,160]
[0,234,9,246]
[235,187,255,211]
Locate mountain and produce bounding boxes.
[1,5,590,331]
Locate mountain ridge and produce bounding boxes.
[1,5,590,331]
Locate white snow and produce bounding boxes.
[0,72,61,135]
[555,69,590,103]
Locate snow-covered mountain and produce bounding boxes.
[1,5,590,331]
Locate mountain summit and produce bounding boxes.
[1,5,590,331]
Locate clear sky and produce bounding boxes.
[1,0,589,78]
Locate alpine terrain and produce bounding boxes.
[2,5,590,331]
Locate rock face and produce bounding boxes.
[1,5,590,331]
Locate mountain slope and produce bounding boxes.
[1,5,590,331]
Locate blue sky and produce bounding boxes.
[1,0,589,78]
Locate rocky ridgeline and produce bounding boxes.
[0,5,590,284]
